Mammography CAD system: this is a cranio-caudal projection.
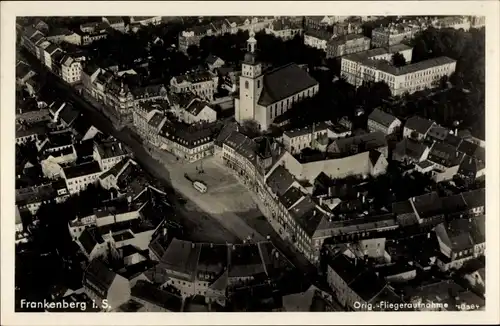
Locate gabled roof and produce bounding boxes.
[84,259,117,297]
[266,165,295,196]
[78,227,105,255]
[434,217,483,252]
[368,108,399,128]
[160,238,201,281]
[326,254,387,302]
[428,142,464,167]
[405,116,435,135]
[426,125,450,141]
[457,140,479,156]
[59,103,80,126]
[205,54,223,65]
[258,63,318,107]
[461,188,485,209]
[185,98,211,116]
[288,196,324,237]
[393,138,428,160]
[458,155,484,178]
[411,192,443,219]
[279,186,304,210]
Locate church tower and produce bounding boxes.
[235,29,264,126]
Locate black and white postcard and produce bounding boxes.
[1,1,499,325]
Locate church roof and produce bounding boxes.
[258,63,318,107]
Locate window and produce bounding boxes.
[257,80,261,88]
[245,81,249,89]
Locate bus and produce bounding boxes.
[193,181,208,193]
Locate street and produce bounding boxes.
[20,48,344,310]
[21,48,238,244]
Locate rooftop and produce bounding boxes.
[405,116,436,135]
[160,122,215,149]
[96,140,127,159]
[258,63,318,107]
[78,227,105,255]
[411,191,443,219]
[266,165,295,196]
[63,161,101,179]
[83,259,116,296]
[428,142,464,167]
[131,281,183,312]
[368,108,399,128]
[283,121,330,138]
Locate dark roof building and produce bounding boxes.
[78,227,105,255]
[266,165,295,196]
[404,116,435,135]
[131,280,183,312]
[257,63,318,107]
[428,142,465,167]
[368,108,399,128]
[63,161,101,179]
[83,259,117,297]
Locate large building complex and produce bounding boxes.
[340,45,456,95]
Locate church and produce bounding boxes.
[235,31,320,131]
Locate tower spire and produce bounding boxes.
[247,27,257,53]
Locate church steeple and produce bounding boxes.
[244,29,259,65]
[247,29,257,53]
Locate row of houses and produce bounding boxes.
[79,235,295,312]
[324,242,485,311]
[178,16,274,53]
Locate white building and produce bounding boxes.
[170,71,218,101]
[83,259,130,311]
[158,124,214,163]
[371,23,420,48]
[61,161,102,194]
[265,18,303,41]
[172,95,218,124]
[102,17,126,32]
[281,122,332,154]
[432,16,471,31]
[304,29,334,51]
[235,32,319,131]
[93,140,129,172]
[341,45,456,96]
[130,16,162,26]
[60,55,85,84]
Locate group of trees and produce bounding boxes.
[400,26,485,138]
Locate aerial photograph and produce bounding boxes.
[14,15,485,312]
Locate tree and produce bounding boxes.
[240,119,261,139]
[391,52,406,67]
[186,45,200,59]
